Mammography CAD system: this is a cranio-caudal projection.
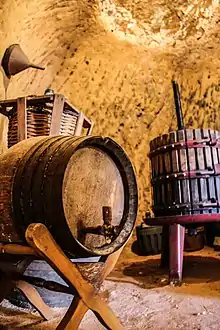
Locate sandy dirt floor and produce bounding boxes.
[1,245,220,329]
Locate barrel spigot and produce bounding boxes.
[80,206,119,245]
[102,206,119,244]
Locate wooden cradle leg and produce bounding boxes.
[100,246,123,280]
[15,280,54,320]
[57,246,123,330]
[26,223,123,330]
[57,296,88,330]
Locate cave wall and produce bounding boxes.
[0,0,219,221]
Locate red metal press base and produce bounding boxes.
[145,214,220,285]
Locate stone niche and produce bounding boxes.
[0,0,219,221]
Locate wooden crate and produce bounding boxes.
[0,94,93,148]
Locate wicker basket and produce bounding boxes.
[0,94,93,148]
[136,224,205,256]
[136,224,162,256]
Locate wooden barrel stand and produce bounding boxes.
[0,223,124,329]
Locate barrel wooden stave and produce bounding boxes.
[0,136,138,256]
[0,137,50,242]
[30,136,85,252]
[13,136,73,234]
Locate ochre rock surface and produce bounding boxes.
[0,0,219,221]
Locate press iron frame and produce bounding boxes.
[146,81,220,285]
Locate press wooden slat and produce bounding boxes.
[178,131,188,172]
[186,129,196,171]
[216,177,220,204]
[195,130,205,170]
[208,177,216,201]
[161,183,166,210]
[204,146,212,170]
[158,152,163,175]
[171,131,179,173]
[187,129,197,206]
[164,151,171,173]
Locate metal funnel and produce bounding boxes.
[1,44,45,78]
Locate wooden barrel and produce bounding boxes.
[149,129,220,217]
[0,135,138,256]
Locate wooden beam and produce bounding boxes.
[0,243,36,255]
[64,100,80,115]
[0,95,53,107]
[50,94,65,135]
[74,112,85,136]
[17,97,27,142]
[86,120,94,136]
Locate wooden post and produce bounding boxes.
[17,97,27,142]
[169,224,185,285]
[74,112,85,136]
[87,121,94,136]
[50,94,65,136]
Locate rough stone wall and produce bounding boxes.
[0,0,219,222]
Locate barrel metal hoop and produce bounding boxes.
[151,169,217,183]
[149,139,220,158]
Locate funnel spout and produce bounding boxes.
[29,64,45,71]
